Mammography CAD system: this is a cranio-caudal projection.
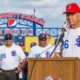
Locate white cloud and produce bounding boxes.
[0,0,79,28]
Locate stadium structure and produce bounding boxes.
[0,13,61,45]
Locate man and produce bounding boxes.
[29,33,59,58]
[20,43,28,58]
[19,43,28,80]
[0,34,26,80]
[57,3,80,58]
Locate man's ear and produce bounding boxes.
[79,16,80,20]
[79,17,80,21]
[78,13,80,20]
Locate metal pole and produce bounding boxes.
[33,8,36,36]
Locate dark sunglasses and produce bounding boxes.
[5,38,12,40]
[39,39,47,41]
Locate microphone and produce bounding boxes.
[61,21,70,31]
[57,27,65,44]
[58,21,71,42]
[58,30,64,42]
[49,21,69,57]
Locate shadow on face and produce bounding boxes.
[5,38,13,47]
[39,39,47,47]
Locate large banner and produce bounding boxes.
[0,13,45,45]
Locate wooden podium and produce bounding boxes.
[28,58,80,80]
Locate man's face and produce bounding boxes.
[5,38,13,47]
[39,39,47,47]
[66,13,80,28]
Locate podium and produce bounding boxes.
[28,58,80,80]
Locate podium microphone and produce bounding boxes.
[49,28,65,57]
[49,21,71,57]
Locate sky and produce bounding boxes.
[0,0,80,28]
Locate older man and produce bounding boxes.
[56,3,80,58]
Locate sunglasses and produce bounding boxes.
[39,39,47,41]
[5,38,12,40]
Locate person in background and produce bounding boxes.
[56,3,80,58]
[29,33,60,58]
[30,42,37,48]
[0,34,26,80]
[19,43,28,80]
[20,43,28,58]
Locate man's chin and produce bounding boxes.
[6,43,12,47]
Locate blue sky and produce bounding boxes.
[0,0,80,28]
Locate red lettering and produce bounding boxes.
[16,30,20,34]
[4,29,10,34]
[0,13,45,26]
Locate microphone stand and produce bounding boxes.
[49,28,65,57]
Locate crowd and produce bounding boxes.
[0,2,80,80]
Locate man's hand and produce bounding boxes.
[54,52,61,58]
[15,68,21,75]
